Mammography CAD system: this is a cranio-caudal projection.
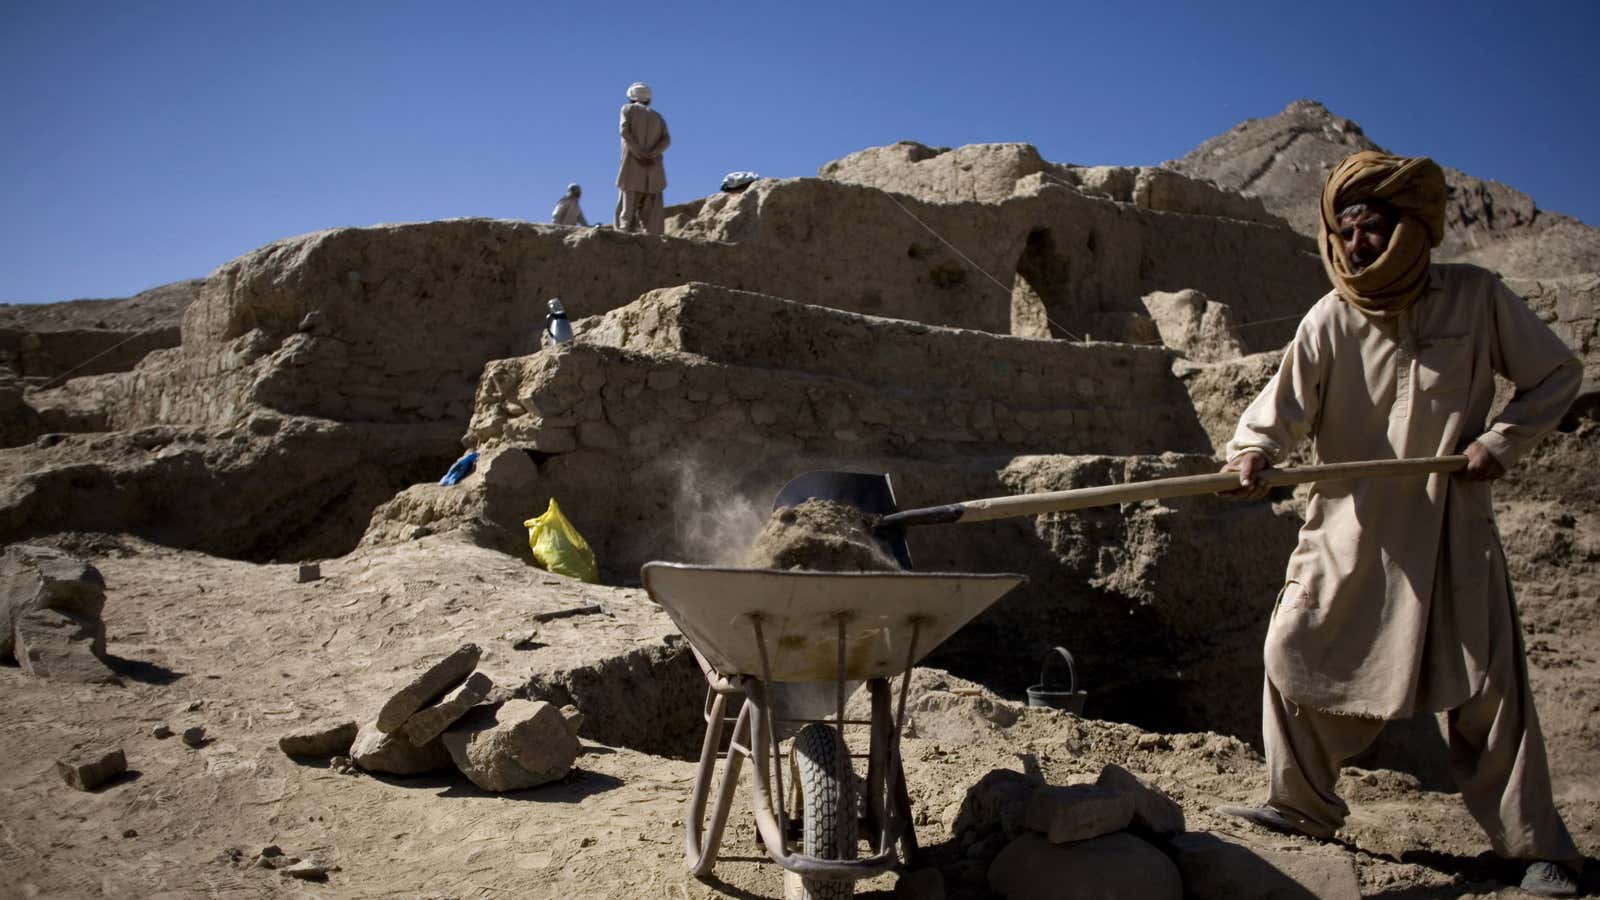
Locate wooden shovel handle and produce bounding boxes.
[878,455,1469,528]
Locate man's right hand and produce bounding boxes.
[1221,450,1271,502]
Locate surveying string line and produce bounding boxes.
[33,329,159,392]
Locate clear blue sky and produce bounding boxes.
[4,0,1597,303]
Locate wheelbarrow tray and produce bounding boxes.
[641,562,1026,683]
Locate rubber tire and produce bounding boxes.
[783,724,857,900]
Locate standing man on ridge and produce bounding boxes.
[1217,150,1584,897]
[615,81,671,235]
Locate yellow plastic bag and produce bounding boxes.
[524,498,599,583]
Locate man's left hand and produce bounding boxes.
[1462,440,1505,481]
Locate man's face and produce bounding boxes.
[1338,207,1395,273]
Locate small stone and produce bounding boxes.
[328,755,357,775]
[122,829,137,838]
[181,726,207,748]
[253,845,301,870]
[375,643,482,733]
[558,704,586,737]
[296,563,321,583]
[281,858,333,881]
[151,724,173,739]
[55,746,127,791]
[278,719,359,759]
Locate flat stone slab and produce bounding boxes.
[278,719,359,758]
[988,832,1181,900]
[401,671,493,744]
[350,719,452,775]
[1168,831,1360,900]
[375,643,481,733]
[1023,782,1136,843]
[442,699,577,792]
[56,746,127,791]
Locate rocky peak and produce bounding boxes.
[1167,100,1599,279]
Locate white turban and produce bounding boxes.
[626,82,651,103]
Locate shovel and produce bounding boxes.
[777,456,1469,534]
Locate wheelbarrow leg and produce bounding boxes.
[864,678,918,864]
[686,688,751,877]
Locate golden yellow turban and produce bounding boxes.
[1318,150,1447,315]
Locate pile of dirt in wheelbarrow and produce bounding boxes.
[745,499,901,572]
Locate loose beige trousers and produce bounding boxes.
[615,190,664,235]
[1263,629,1579,861]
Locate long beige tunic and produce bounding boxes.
[1228,264,1581,719]
[616,102,670,193]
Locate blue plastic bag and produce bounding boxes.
[439,450,478,486]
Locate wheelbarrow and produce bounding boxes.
[641,562,1026,898]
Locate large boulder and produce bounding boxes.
[1,543,116,683]
[988,832,1182,900]
[441,700,579,792]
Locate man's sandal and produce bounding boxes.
[1521,861,1579,898]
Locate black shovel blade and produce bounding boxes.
[771,470,913,570]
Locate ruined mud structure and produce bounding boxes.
[2,100,1598,897]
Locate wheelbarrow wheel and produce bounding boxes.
[783,723,857,900]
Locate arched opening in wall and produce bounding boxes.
[1011,228,1073,338]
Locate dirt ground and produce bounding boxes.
[2,529,1596,899]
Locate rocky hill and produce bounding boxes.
[1167,99,1600,279]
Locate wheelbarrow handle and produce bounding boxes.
[878,455,1469,529]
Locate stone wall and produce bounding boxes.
[449,284,1212,579]
[107,173,1322,434]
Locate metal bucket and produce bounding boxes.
[1026,646,1087,714]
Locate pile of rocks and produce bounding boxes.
[278,643,582,792]
[1,543,118,684]
[955,764,1359,900]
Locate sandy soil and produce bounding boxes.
[2,529,1596,899]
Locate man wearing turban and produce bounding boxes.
[615,82,671,235]
[1217,151,1583,896]
[551,183,588,227]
